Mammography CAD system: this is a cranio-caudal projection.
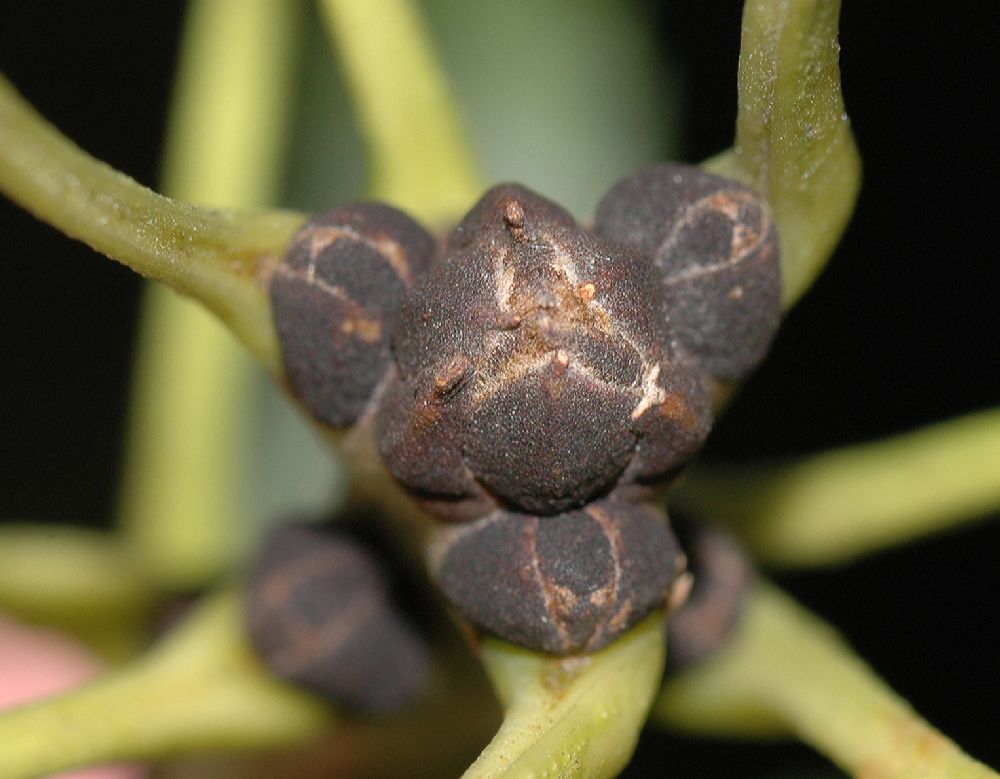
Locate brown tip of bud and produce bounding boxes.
[502,198,525,228]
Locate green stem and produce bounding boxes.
[0,73,302,374]
[0,591,332,779]
[706,0,861,309]
[116,0,302,589]
[0,525,156,661]
[463,613,666,779]
[675,408,1000,566]
[194,637,501,779]
[654,583,996,778]
[318,0,483,225]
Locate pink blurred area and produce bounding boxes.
[0,614,147,779]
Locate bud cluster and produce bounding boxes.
[269,164,779,654]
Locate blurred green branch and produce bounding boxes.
[0,525,156,661]
[654,583,996,778]
[0,591,331,779]
[677,408,1000,566]
[319,0,483,225]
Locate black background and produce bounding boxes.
[1,2,997,777]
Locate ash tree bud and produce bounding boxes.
[377,184,713,520]
[244,523,430,715]
[594,164,781,382]
[266,175,780,658]
[270,203,436,428]
[431,499,687,654]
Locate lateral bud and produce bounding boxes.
[431,499,688,654]
[244,523,430,714]
[594,164,781,382]
[270,203,436,428]
[665,517,755,671]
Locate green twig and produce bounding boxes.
[654,583,996,778]
[116,0,303,589]
[318,0,483,225]
[463,613,665,779]
[0,591,332,779]
[0,525,156,661]
[0,73,302,375]
[705,0,861,309]
[676,408,1000,566]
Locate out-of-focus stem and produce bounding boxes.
[319,0,483,225]
[117,0,302,589]
[706,0,861,309]
[654,583,996,778]
[675,408,1000,567]
[0,591,332,779]
[463,613,666,779]
[0,525,156,661]
[0,74,301,374]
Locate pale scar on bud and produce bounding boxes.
[306,227,349,260]
[659,392,702,431]
[494,247,516,312]
[502,199,527,242]
[434,356,471,398]
[731,223,758,258]
[549,248,580,286]
[631,363,668,420]
[503,199,526,229]
[704,191,747,224]
[668,569,694,611]
[305,226,412,285]
[340,316,382,343]
[370,235,412,285]
[704,191,767,259]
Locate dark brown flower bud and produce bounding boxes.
[244,523,430,714]
[665,518,754,671]
[431,499,686,654]
[270,203,436,428]
[377,184,712,519]
[594,164,781,382]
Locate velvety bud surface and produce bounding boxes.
[271,203,435,427]
[378,184,712,519]
[594,164,781,381]
[433,499,685,654]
